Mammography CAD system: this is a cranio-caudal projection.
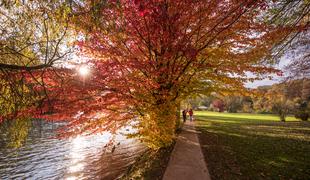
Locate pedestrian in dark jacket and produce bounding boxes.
[182,109,187,122]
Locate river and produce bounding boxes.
[0,119,145,180]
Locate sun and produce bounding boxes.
[78,65,90,77]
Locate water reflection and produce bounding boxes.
[0,117,32,148]
[65,133,112,179]
[68,136,87,176]
[0,120,145,180]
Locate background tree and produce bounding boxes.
[241,96,254,113]
[266,84,294,121]
[294,98,309,121]
[212,99,225,112]
[0,0,72,120]
[223,96,242,113]
[301,79,310,101]
[200,96,216,109]
[294,79,310,121]
[186,96,203,110]
[253,86,271,113]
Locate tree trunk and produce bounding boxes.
[175,102,181,131]
[280,113,286,122]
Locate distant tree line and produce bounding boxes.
[187,78,310,121]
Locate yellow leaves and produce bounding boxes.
[54,5,71,21]
[137,101,178,149]
[0,0,71,70]
[1,116,31,148]
[0,79,35,117]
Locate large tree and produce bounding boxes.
[67,0,294,147]
[0,0,305,148]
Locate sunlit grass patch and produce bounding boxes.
[196,111,310,180]
[195,111,298,121]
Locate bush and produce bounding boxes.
[295,111,309,121]
[257,111,272,114]
[294,101,309,121]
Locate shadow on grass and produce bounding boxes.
[196,114,310,180]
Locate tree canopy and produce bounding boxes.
[0,0,309,149]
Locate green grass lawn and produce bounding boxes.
[195,111,310,180]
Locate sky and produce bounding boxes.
[245,57,291,88]
[245,77,280,88]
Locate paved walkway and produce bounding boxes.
[163,121,211,180]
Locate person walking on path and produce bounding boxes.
[182,109,187,122]
[189,109,193,122]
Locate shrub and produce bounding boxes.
[295,112,309,121]
[294,101,309,121]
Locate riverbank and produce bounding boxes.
[196,111,310,179]
[120,141,175,180]
[121,122,184,179]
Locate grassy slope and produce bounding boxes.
[196,111,310,180]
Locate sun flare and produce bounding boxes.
[78,65,90,77]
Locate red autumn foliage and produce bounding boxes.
[212,99,225,112]
[0,0,303,147]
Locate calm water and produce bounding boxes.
[0,120,145,180]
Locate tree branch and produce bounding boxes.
[0,63,51,70]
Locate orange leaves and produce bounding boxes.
[1,0,304,148]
